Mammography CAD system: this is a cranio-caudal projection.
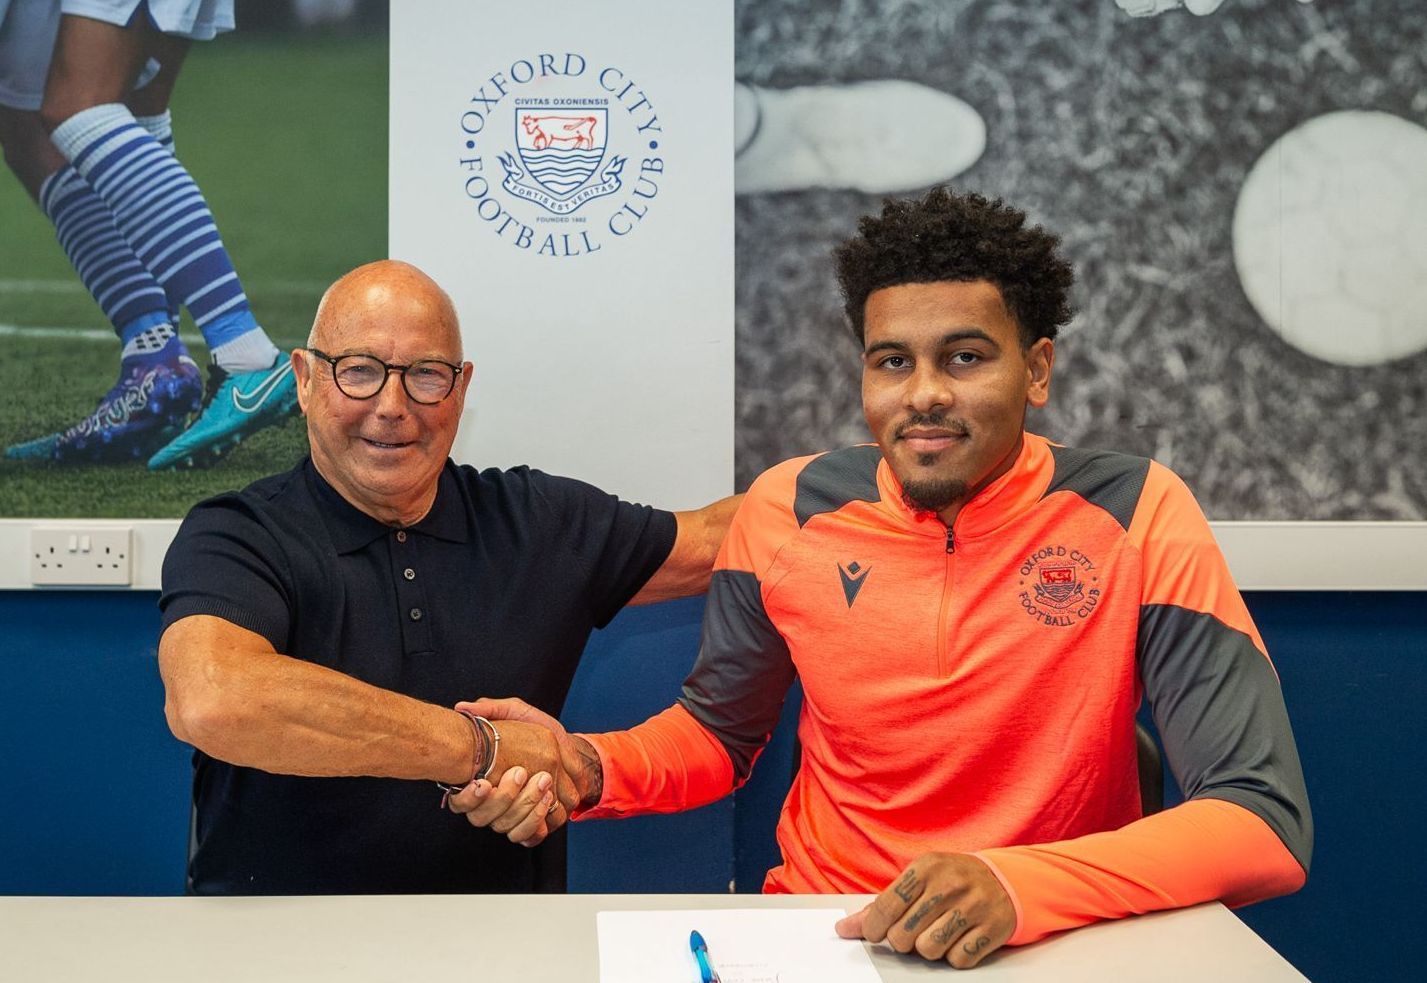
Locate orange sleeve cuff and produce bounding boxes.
[978,798,1306,946]
[573,703,736,820]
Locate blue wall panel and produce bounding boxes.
[0,591,188,896]
[1232,592,1426,983]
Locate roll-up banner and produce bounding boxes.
[390,2,734,509]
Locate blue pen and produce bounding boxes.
[689,929,722,983]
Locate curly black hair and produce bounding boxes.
[833,187,1076,348]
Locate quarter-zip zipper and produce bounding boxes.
[936,521,957,676]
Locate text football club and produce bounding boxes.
[456,53,665,258]
[1016,545,1102,628]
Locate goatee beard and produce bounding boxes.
[892,413,972,514]
[901,475,968,515]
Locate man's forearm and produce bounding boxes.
[160,615,473,784]
[975,798,1306,946]
[631,494,743,604]
[573,704,736,819]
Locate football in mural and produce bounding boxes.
[1233,110,1427,367]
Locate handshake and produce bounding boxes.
[442,697,601,848]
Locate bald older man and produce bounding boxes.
[157,260,738,895]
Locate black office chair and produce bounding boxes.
[1135,721,1165,816]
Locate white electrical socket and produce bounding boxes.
[30,526,134,586]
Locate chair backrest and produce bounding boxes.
[1136,721,1165,816]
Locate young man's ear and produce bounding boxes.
[1026,338,1054,408]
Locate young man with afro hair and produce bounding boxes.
[454,188,1312,970]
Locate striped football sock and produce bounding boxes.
[134,109,175,155]
[133,110,182,322]
[50,103,279,373]
[38,167,172,340]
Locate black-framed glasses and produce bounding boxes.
[303,348,464,405]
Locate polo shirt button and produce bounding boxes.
[409,607,423,621]
[404,568,416,581]
[396,531,407,543]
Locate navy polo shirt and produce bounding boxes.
[159,457,676,895]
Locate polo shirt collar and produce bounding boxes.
[304,458,471,554]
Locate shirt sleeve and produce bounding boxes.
[528,471,677,628]
[159,495,293,651]
[577,459,804,818]
[977,462,1312,945]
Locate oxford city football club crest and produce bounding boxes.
[1034,565,1084,609]
[498,107,626,215]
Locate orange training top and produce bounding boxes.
[580,434,1312,944]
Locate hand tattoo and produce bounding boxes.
[932,909,967,945]
[893,869,920,903]
[571,736,603,808]
[962,935,991,956]
[904,894,943,932]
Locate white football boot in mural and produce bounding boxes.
[734,80,986,195]
[1115,0,1314,16]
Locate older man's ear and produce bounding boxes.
[291,348,312,414]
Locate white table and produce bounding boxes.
[0,893,1309,981]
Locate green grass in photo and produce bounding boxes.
[0,29,387,517]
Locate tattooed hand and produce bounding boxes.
[835,853,1015,969]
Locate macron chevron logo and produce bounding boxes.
[837,560,871,608]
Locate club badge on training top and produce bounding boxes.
[1017,545,1103,628]
[457,53,666,258]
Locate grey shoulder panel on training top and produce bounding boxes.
[793,445,883,528]
[1045,444,1152,531]
[678,568,797,782]
[1138,603,1314,872]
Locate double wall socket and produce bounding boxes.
[30,526,133,586]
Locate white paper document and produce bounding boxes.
[597,908,883,983]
